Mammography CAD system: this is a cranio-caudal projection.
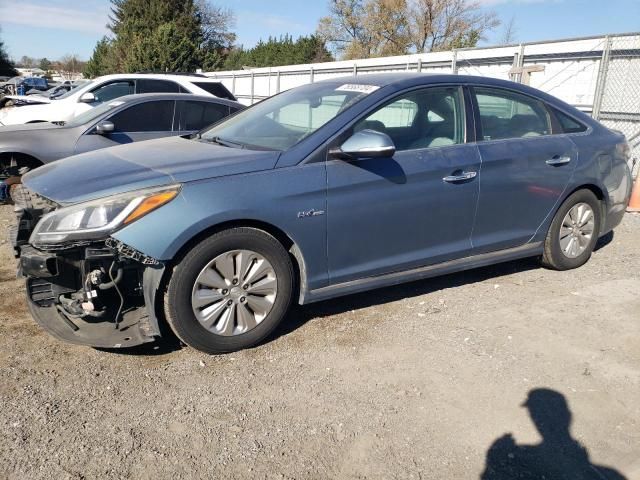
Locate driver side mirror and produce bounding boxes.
[95,121,114,135]
[79,92,96,103]
[329,129,396,161]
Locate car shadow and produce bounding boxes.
[480,388,627,479]
[269,255,542,344]
[110,232,617,356]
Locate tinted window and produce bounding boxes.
[354,87,464,151]
[136,79,181,94]
[192,82,235,100]
[108,100,175,132]
[554,108,587,133]
[92,81,135,102]
[475,87,551,141]
[179,101,230,130]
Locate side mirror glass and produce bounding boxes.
[79,92,96,103]
[95,121,114,135]
[330,129,396,160]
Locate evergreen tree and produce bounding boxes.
[85,0,234,75]
[224,35,333,70]
[0,33,17,77]
[84,38,113,78]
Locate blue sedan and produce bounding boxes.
[15,73,633,353]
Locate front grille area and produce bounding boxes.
[28,278,56,307]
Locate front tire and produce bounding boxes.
[541,189,601,270]
[165,228,294,354]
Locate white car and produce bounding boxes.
[0,74,235,126]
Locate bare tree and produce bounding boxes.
[57,54,85,79]
[406,0,500,52]
[317,0,376,59]
[318,0,500,59]
[499,16,517,45]
[195,0,236,49]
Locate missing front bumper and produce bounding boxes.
[21,241,165,349]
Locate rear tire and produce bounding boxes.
[164,228,294,354]
[541,189,601,270]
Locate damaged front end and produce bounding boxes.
[11,185,179,348]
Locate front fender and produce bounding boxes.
[111,164,329,291]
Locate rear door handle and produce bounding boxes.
[546,155,571,166]
[443,171,477,183]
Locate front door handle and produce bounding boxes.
[443,171,477,183]
[546,155,571,166]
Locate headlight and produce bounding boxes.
[30,185,180,247]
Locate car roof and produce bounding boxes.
[108,93,243,108]
[93,73,224,83]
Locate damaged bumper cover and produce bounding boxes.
[18,239,165,349]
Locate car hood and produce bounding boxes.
[0,122,61,133]
[23,136,281,205]
[5,94,51,104]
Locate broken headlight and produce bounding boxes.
[30,185,180,247]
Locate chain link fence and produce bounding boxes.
[205,33,640,176]
[593,34,640,177]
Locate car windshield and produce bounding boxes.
[54,81,92,100]
[200,82,379,151]
[65,100,125,127]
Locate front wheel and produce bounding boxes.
[164,228,294,354]
[541,189,602,270]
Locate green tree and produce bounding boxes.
[84,38,113,78]
[223,35,332,70]
[0,33,17,77]
[39,58,52,72]
[85,0,235,75]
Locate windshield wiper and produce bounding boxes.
[207,136,245,149]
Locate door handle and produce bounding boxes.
[546,155,571,166]
[443,171,477,183]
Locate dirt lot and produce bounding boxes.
[0,204,638,480]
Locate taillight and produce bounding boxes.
[616,141,631,161]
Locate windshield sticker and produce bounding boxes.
[335,84,380,94]
[108,101,125,107]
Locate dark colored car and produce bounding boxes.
[13,73,633,354]
[0,93,244,176]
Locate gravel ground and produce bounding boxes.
[0,204,638,480]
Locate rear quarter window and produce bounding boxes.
[192,82,236,100]
[553,108,588,134]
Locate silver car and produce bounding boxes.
[0,93,244,175]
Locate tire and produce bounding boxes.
[541,189,602,270]
[164,227,295,354]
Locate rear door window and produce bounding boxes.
[107,100,175,132]
[474,87,551,141]
[136,79,181,94]
[178,101,230,130]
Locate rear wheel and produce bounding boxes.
[542,189,601,270]
[165,228,294,354]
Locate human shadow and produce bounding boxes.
[481,388,627,480]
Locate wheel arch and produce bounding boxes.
[0,151,44,170]
[163,219,308,305]
[563,183,607,232]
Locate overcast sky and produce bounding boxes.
[1,0,638,61]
